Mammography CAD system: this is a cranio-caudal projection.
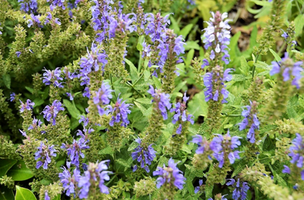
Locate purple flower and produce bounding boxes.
[131,138,156,172]
[19,0,37,13]
[153,158,186,190]
[47,0,66,10]
[42,67,63,88]
[16,51,21,57]
[192,135,210,154]
[194,179,203,193]
[28,14,43,28]
[79,44,108,86]
[270,52,303,89]
[10,93,15,102]
[20,99,35,112]
[42,100,64,125]
[93,81,113,115]
[170,93,194,133]
[78,161,111,199]
[282,165,290,174]
[148,85,171,120]
[44,191,50,200]
[61,137,90,168]
[35,141,57,169]
[289,133,304,177]
[210,131,241,168]
[107,97,131,127]
[204,67,232,103]
[145,13,170,42]
[174,35,185,55]
[226,178,250,200]
[59,167,81,196]
[239,101,259,143]
[202,11,231,65]
[28,117,42,130]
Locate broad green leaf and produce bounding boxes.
[179,24,193,38]
[269,49,281,62]
[152,76,161,89]
[0,159,17,177]
[127,140,139,151]
[169,16,180,34]
[184,41,200,50]
[99,146,114,155]
[25,87,34,94]
[134,101,149,117]
[0,186,14,200]
[187,91,208,120]
[63,99,81,120]
[33,98,44,108]
[229,31,241,60]
[186,49,194,67]
[294,14,304,37]
[15,186,36,200]
[136,35,144,51]
[7,160,34,181]
[2,74,11,89]
[125,59,138,81]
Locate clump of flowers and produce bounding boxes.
[35,141,57,169]
[153,158,186,190]
[148,85,171,120]
[226,178,250,200]
[20,99,35,112]
[78,161,111,198]
[19,0,38,13]
[59,167,81,197]
[42,67,63,88]
[61,137,90,168]
[210,131,241,168]
[170,93,194,134]
[282,133,304,180]
[42,100,65,125]
[131,138,156,172]
[239,101,260,143]
[107,97,131,127]
[204,66,232,103]
[270,52,303,88]
[93,81,113,115]
[202,11,231,68]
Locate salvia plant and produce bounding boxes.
[0,0,304,200]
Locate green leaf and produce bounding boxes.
[179,24,193,38]
[33,98,44,108]
[187,91,208,120]
[127,140,139,151]
[152,76,161,89]
[0,186,14,200]
[137,35,144,51]
[2,74,11,89]
[169,16,180,34]
[186,49,194,67]
[125,59,138,81]
[99,146,114,155]
[294,14,304,37]
[25,87,34,94]
[15,186,36,200]
[134,101,149,117]
[63,99,81,119]
[269,49,281,62]
[229,31,241,59]
[184,41,200,50]
[6,160,34,181]
[0,159,17,177]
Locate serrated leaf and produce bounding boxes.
[0,159,17,177]
[15,186,36,200]
[2,74,11,89]
[7,160,34,181]
[63,99,81,119]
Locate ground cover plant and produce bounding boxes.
[0,0,304,199]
